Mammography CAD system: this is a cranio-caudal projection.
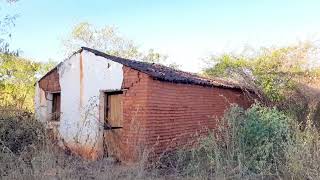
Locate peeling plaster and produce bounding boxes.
[35,50,124,159]
[35,82,47,122]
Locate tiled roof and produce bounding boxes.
[81,47,243,89]
[39,47,246,90]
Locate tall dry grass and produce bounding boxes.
[1,104,320,179]
[152,104,320,179]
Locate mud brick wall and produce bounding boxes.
[114,66,151,162]
[118,67,252,162]
[38,68,60,92]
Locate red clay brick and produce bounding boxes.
[118,66,253,162]
[39,65,253,163]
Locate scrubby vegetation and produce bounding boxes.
[1,1,320,179]
[155,103,320,179]
[0,54,55,111]
[203,41,320,129]
[1,103,320,179]
[0,38,319,179]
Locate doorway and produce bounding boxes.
[103,90,123,158]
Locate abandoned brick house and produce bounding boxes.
[35,47,253,162]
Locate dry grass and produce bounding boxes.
[1,147,150,179]
[2,105,320,180]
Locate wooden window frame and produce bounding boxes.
[104,90,124,130]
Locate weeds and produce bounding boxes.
[1,104,320,179]
[154,103,320,179]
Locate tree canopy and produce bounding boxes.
[203,42,320,102]
[0,0,19,55]
[203,42,320,127]
[0,54,55,110]
[0,0,56,111]
[63,22,167,63]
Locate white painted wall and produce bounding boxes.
[79,50,124,153]
[57,53,81,144]
[35,49,124,158]
[34,83,48,122]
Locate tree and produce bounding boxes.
[0,54,55,110]
[0,0,19,55]
[203,41,320,127]
[203,42,319,102]
[63,22,178,67]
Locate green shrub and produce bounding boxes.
[156,103,295,178]
[225,103,294,174]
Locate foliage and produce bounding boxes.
[63,22,178,67]
[0,0,19,55]
[0,109,45,154]
[0,108,150,179]
[0,54,55,110]
[154,104,296,178]
[203,42,320,102]
[226,104,293,173]
[63,22,140,59]
[1,104,320,179]
[285,124,320,179]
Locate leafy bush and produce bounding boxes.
[226,104,294,174]
[0,109,45,154]
[156,103,295,178]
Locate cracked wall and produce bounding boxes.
[35,50,124,159]
[35,49,254,162]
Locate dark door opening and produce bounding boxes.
[52,92,61,121]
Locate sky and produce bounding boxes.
[2,0,320,72]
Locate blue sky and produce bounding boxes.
[2,0,320,72]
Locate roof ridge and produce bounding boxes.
[38,47,246,90]
[81,47,243,89]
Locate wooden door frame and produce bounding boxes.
[100,89,126,158]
